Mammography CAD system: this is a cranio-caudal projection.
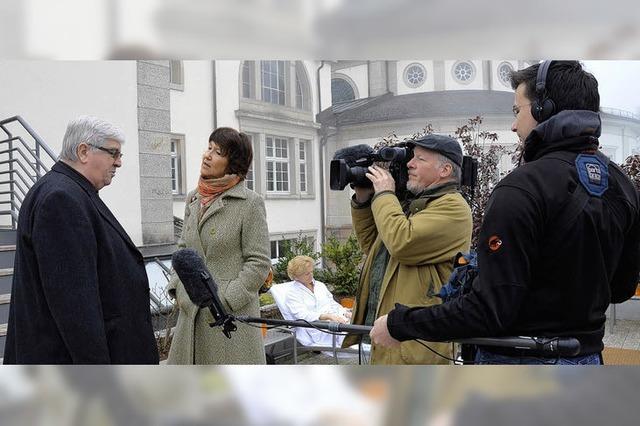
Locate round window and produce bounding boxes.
[452,61,476,84]
[497,62,514,87]
[403,63,427,88]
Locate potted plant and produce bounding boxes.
[315,234,363,307]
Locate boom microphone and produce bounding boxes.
[333,144,375,166]
[171,248,236,337]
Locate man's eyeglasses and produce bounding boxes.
[87,143,123,160]
[512,103,532,117]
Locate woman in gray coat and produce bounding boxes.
[167,127,271,364]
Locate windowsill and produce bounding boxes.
[237,99,317,127]
[173,193,187,201]
[240,97,311,114]
[264,193,316,200]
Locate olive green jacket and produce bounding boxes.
[344,185,472,364]
[167,184,271,364]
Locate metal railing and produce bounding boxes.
[600,107,640,121]
[0,116,58,229]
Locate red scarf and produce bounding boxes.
[198,174,241,210]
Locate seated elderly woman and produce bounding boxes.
[283,255,352,348]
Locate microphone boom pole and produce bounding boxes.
[236,315,372,334]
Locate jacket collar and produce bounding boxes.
[523,110,601,163]
[197,181,248,228]
[53,161,98,193]
[407,181,460,215]
[52,161,140,255]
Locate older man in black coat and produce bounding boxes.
[3,116,159,364]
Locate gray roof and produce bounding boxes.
[317,90,514,127]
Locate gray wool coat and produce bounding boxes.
[167,184,270,364]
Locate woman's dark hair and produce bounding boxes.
[208,127,253,178]
[509,61,600,115]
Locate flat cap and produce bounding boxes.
[407,134,463,166]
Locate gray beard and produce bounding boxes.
[406,181,425,195]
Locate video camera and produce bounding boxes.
[329,142,411,192]
[329,142,478,196]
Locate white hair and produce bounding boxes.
[435,153,462,183]
[59,115,125,161]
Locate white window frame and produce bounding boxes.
[170,134,186,196]
[245,133,256,191]
[269,230,318,263]
[266,135,290,193]
[261,60,286,105]
[299,139,309,193]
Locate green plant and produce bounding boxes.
[273,233,320,283]
[315,234,363,297]
[259,292,275,307]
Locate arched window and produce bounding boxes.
[331,78,355,104]
[295,62,311,110]
[240,60,310,110]
[241,60,254,98]
[261,60,286,105]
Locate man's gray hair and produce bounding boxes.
[59,116,125,161]
[435,153,461,183]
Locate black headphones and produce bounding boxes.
[530,60,556,122]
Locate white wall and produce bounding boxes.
[304,60,332,115]
[214,60,242,129]
[0,60,144,244]
[395,60,435,95]
[170,60,215,217]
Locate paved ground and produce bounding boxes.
[603,319,640,350]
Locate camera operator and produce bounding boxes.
[370,61,640,365]
[343,135,472,365]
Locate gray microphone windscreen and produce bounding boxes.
[171,248,215,308]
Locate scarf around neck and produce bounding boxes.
[197,174,241,209]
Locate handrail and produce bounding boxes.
[0,170,35,190]
[0,116,57,161]
[0,178,27,199]
[0,116,58,228]
[0,159,38,184]
[0,136,53,174]
[0,143,50,177]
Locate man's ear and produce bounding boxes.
[440,163,453,178]
[76,142,90,163]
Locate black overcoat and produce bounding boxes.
[3,161,159,364]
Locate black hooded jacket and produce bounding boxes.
[388,111,640,355]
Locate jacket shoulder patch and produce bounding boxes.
[576,154,608,197]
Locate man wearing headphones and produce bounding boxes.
[370,61,640,364]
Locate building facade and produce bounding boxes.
[1,59,638,253]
